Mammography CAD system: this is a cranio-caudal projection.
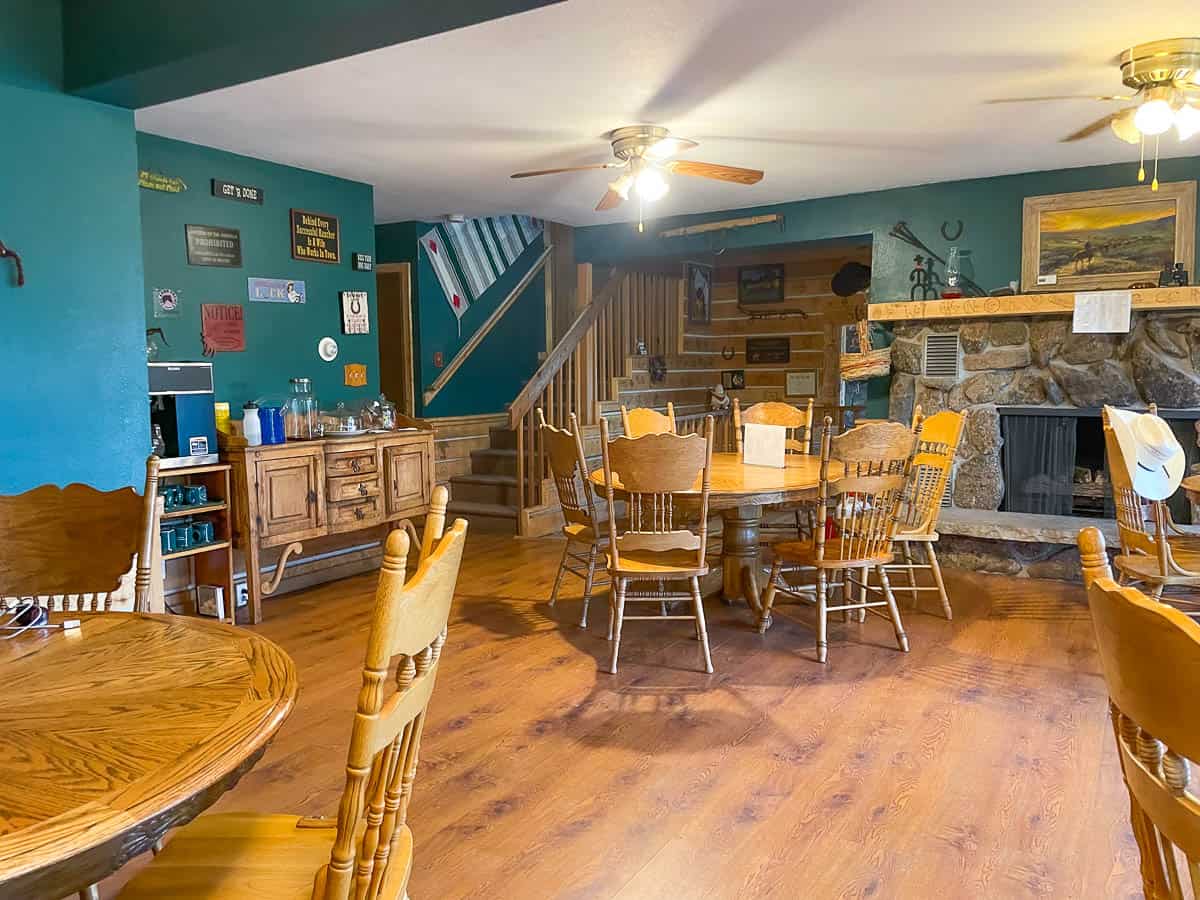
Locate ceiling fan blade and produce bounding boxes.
[510,163,620,179]
[596,173,632,211]
[665,160,763,185]
[985,94,1133,104]
[1061,111,1122,142]
[646,136,700,160]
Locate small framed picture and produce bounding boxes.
[684,261,713,325]
[786,369,818,397]
[340,291,370,334]
[722,369,746,390]
[737,263,785,304]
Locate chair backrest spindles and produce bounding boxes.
[318,485,467,900]
[733,399,815,455]
[1080,525,1200,898]
[898,410,964,533]
[537,409,597,530]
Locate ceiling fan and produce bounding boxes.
[987,37,1200,189]
[510,125,763,226]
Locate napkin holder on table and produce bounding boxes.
[742,423,786,468]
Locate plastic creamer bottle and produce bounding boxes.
[243,401,263,447]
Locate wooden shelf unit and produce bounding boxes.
[868,286,1200,323]
[158,464,235,625]
[164,539,232,561]
[162,500,228,520]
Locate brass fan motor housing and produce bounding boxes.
[609,125,671,162]
[1121,37,1200,90]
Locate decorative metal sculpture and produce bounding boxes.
[909,255,942,300]
[889,221,986,297]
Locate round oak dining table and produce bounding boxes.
[589,452,843,616]
[1183,474,1200,505]
[0,611,297,900]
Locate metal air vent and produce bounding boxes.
[923,332,960,378]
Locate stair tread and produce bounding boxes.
[447,499,519,519]
[451,473,518,486]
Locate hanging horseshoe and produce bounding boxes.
[940,219,964,242]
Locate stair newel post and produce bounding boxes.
[516,416,526,513]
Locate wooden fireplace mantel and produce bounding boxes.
[868,286,1200,323]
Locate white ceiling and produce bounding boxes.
[136,0,1200,226]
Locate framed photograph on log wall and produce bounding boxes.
[1020,181,1195,292]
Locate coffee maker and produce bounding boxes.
[148,362,219,468]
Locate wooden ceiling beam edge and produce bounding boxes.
[868,286,1200,322]
[659,214,783,239]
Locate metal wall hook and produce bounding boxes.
[0,240,25,287]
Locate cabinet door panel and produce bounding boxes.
[383,444,430,518]
[256,455,323,540]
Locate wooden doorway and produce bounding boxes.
[376,263,415,416]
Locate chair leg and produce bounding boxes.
[691,576,714,674]
[580,542,598,628]
[925,543,952,620]
[609,577,627,675]
[759,559,782,633]
[901,541,919,603]
[856,569,868,624]
[877,564,909,652]
[549,539,571,607]
[816,569,829,664]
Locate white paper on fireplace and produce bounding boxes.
[1072,290,1131,334]
[742,423,786,468]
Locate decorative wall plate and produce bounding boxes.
[318,336,339,361]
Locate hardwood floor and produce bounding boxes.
[105,531,1142,898]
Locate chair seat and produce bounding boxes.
[607,548,709,577]
[771,538,893,569]
[564,522,603,543]
[118,813,412,900]
[1115,549,1200,582]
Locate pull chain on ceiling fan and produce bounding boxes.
[511,125,763,229]
[986,37,1200,190]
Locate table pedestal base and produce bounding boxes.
[720,505,763,615]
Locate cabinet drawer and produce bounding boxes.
[327,473,381,503]
[327,497,382,533]
[325,451,377,477]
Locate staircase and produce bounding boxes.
[447,426,520,526]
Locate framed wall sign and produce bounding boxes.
[344,363,368,387]
[737,263,785,304]
[152,287,181,318]
[721,369,746,390]
[200,303,245,355]
[746,336,790,364]
[684,261,713,325]
[785,369,818,397]
[248,277,306,304]
[185,224,242,267]
[352,252,374,272]
[212,179,264,204]
[291,209,340,264]
[340,291,370,334]
[139,170,187,193]
[1021,181,1196,292]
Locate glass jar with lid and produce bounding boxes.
[285,377,322,439]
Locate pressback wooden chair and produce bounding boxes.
[538,409,608,627]
[881,410,964,619]
[733,398,816,540]
[0,455,164,614]
[600,416,714,674]
[621,402,676,438]
[760,418,918,662]
[1079,526,1200,899]
[119,486,467,900]
[1103,408,1200,611]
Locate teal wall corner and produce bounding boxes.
[137,132,378,415]
[0,0,63,91]
[0,83,146,491]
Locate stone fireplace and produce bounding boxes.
[886,310,1200,579]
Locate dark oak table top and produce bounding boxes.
[0,612,297,899]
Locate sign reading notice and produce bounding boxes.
[291,209,340,264]
[200,303,246,355]
[186,224,242,267]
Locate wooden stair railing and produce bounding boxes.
[508,263,684,522]
[423,243,554,408]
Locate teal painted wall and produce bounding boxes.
[376,221,546,418]
[576,155,1200,416]
[0,87,146,491]
[0,0,62,91]
[138,133,377,415]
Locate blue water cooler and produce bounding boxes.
[148,362,219,468]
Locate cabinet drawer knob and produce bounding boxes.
[306,489,317,505]
[354,507,366,520]
[358,482,369,497]
[351,459,361,473]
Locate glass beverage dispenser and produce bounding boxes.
[285,377,323,440]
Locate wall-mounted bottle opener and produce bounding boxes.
[0,240,24,287]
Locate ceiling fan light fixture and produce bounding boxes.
[1135,87,1178,135]
[1176,103,1200,140]
[1111,109,1142,144]
[634,167,670,202]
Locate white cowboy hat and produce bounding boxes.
[1105,406,1185,500]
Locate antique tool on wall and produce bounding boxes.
[0,240,24,287]
[888,221,986,297]
[511,125,763,230]
[986,37,1200,189]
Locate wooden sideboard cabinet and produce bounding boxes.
[222,424,434,622]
